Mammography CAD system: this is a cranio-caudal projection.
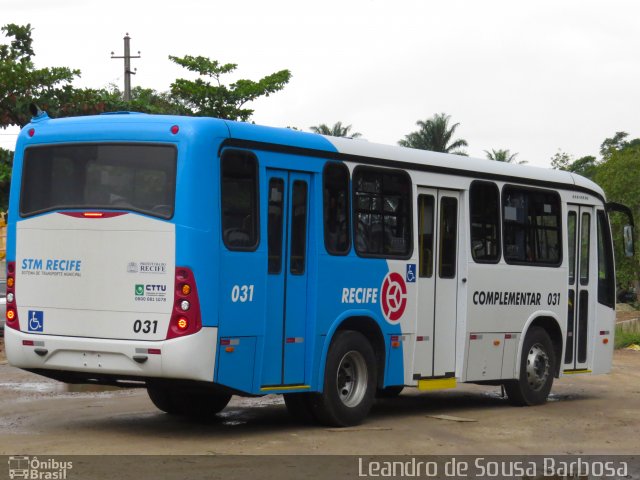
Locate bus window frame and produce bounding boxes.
[501,184,563,268]
[469,180,502,264]
[351,164,413,260]
[322,161,351,256]
[19,142,178,220]
[596,209,616,308]
[220,148,260,252]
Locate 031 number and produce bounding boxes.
[134,319,158,334]
[231,284,254,303]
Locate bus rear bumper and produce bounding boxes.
[5,327,218,383]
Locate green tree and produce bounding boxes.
[0,24,185,127]
[309,121,361,138]
[550,150,598,179]
[599,131,640,161]
[398,113,468,155]
[0,23,80,128]
[169,55,291,121]
[600,132,629,161]
[484,148,526,164]
[568,155,598,179]
[550,150,572,170]
[595,145,640,298]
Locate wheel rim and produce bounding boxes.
[526,343,550,391]
[336,350,368,407]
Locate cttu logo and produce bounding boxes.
[135,284,145,296]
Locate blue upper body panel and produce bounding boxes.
[8,113,402,394]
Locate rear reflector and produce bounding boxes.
[147,348,161,355]
[22,340,34,346]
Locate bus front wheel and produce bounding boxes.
[309,330,377,427]
[147,383,231,418]
[504,326,556,406]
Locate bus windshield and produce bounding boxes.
[20,143,177,219]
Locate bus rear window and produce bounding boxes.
[20,144,177,219]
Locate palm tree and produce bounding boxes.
[309,121,362,138]
[398,113,468,155]
[484,148,527,164]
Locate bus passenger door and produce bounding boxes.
[262,169,311,387]
[415,188,460,378]
[565,205,595,371]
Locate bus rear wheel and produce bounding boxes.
[147,383,231,418]
[504,326,556,406]
[283,393,316,423]
[308,330,377,427]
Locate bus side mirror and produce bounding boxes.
[623,225,635,257]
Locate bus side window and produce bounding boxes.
[268,178,285,273]
[597,210,615,307]
[323,163,351,255]
[290,181,308,275]
[418,194,435,277]
[568,212,577,284]
[353,166,412,258]
[220,150,259,250]
[580,212,591,285]
[470,181,501,263]
[439,197,458,278]
[502,186,561,266]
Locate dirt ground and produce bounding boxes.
[0,337,639,457]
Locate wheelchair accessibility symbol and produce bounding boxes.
[406,264,416,283]
[28,310,44,332]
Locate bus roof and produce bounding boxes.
[225,119,605,201]
[21,112,605,201]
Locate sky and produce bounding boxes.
[1,0,639,168]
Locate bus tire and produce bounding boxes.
[147,383,231,417]
[504,326,555,406]
[283,393,316,423]
[377,386,404,398]
[147,383,182,414]
[188,391,232,418]
[309,330,377,427]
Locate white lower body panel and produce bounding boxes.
[5,327,217,383]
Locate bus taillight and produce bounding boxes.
[166,267,202,339]
[5,261,20,330]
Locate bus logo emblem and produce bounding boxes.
[135,284,144,296]
[380,272,407,323]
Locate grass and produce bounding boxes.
[614,327,640,349]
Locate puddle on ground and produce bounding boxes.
[0,381,124,395]
[483,389,571,402]
[233,395,284,408]
[221,419,247,426]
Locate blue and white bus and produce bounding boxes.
[5,110,634,426]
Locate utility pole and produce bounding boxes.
[110,33,141,101]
